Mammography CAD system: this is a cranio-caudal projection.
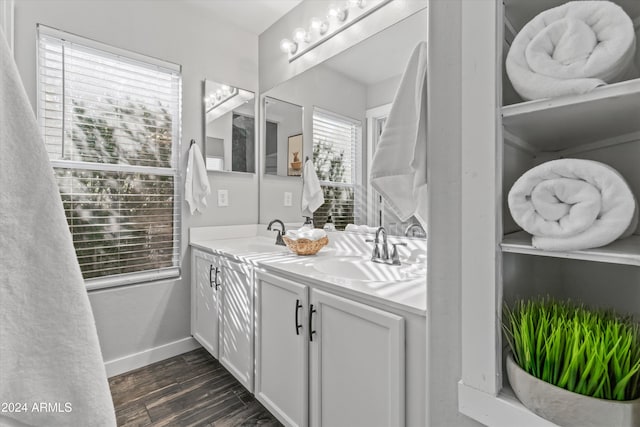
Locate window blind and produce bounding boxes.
[37,25,182,288]
[312,108,362,229]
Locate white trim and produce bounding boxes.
[37,24,180,73]
[50,160,177,175]
[105,337,200,377]
[85,267,181,291]
[458,382,558,427]
[0,0,13,53]
[366,103,392,226]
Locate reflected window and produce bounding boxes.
[312,108,362,230]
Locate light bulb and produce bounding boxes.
[310,17,329,35]
[293,27,309,43]
[328,3,348,21]
[280,38,298,54]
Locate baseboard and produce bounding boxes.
[105,337,200,377]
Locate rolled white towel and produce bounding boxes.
[285,227,327,241]
[508,159,638,251]
[506,1,637,101]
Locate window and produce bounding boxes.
[312,108,362,230]
[37,25,182,288]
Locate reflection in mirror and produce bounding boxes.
[203,80,255,173]
[263,97,304,177]
[259,8,428,236]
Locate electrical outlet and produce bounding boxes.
[217,189,229,207]
[284,192,293,207]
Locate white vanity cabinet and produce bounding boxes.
[218,256,254,392]
[191,248,221,358]
[254,270,405,427]
[190,248,255,392]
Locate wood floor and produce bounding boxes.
[108,348,282,427]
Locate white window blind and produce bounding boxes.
[312,107,362,229]
[37,25,182,288]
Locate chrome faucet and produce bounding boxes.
[404,223,426,238]
[267,219,286,246]
[366,226,408,265]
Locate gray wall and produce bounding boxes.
[366,74,402,109]
[14,0,258,368]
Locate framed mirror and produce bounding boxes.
[263,96,304,177]
[203,79,256,173]
[259,7,428,236]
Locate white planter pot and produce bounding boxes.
[506,353,640,427]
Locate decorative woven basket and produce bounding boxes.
[282,235,329,256]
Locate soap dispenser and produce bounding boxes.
[323,215,336,232]
[302,216,314,229]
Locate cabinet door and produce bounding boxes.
[255,271,309,427]
[219,258,254,391]
[191,249,219,358]
[309,289,405,427]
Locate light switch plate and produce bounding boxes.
[217,189,229,207]
[284,192,293,207]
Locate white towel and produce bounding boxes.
[508,159,638,251]
[506,1,637,101]
[285,227,327,241]
[370,41,428,227]
[185,142,210,215]
[345,224,378,234]
[301,159,324,217]
[0,29,116,427]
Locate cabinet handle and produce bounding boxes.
[294,299,303,336]
[309,304,317,342]
[214,267,221,290]
[209,265,214,288]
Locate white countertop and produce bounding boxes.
[190,226,427,315]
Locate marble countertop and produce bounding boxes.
[190,226,426,316]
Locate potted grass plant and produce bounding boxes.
[503,299,640,427]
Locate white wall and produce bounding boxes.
[260,65,367,224]
[366,74,401,109]
[13,0,258,373]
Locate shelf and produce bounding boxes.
[501,231,640,267]
[459,382,558,427]
[502,79,640,153]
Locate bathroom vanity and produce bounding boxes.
[189,225,426,427]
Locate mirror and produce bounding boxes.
[259,8,428,236]
[263,97,304,177]
[203,79,256,173]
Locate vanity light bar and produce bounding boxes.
[205,86,239,113]
[280,0,393,63]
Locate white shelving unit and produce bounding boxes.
[459,1,640,426]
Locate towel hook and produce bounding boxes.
[190,139,196,147]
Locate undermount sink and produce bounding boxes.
[312,256,424,282]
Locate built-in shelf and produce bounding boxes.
[501,231,640,267]
[459,382,558,427]
[502,79,640,153]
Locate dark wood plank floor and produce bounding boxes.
[109,348,282,427]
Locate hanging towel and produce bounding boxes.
[301,159,325,218]
[508,159,638,251]
[506,1,638,101]
[370,41,428,228]
[0,29,116,427]
[185,141,210,215]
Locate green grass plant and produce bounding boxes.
[503,298,640,401]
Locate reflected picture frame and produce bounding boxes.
[287,133,303,176]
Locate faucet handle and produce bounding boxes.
[389,242,408,265]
